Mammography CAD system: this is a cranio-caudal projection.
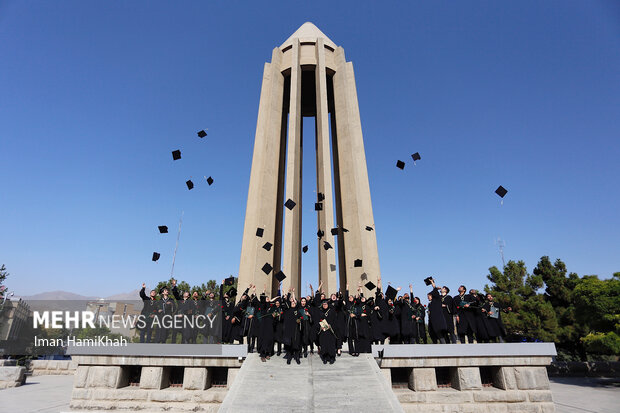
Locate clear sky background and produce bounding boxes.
[1,1,618,298]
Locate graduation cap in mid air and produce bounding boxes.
[172,150,181,161]
[274,271,286,282]
[227,287,237,297]
[302,245,308,253]
[315,203,323,211]
[411,152,421,164]
[152,252,160,262]
[396,160,405,170]
[284,199,296,210]
[186,180,194,190]
[330,264,337,271]
[158,226,168,234]
[385,285,398,301]
[206,176,214,186]
[262,242,273,251]
[495,186,508,205]
[364,281,376,291]
[424,276,434,286]
[256,227,264,237]
[354,259,363,267]
[317,192,325,202]
[317,229,324,239]
[323,241,333,250]
[224,276,235,286]
[331,228,339,236]
[261,263,273,274]
[197,130,207,138]
[365,226,374,231]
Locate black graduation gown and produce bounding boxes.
[331,298,346,344]
[441,294,456,335]
[482,302,507,338]
[282,304,302,350]
[358,302,372,353]
[414,303,427,341]
[399,300,417,339]
[384,303,400,339]
[370,300,385,341]
[299,304,314,346]
[317,307,338,358]
[471,296,489,341]
[273,305,285,343]
[243,297,260,338]
[221,298,235,343]
[257,301,276,355]
[428,289,448,336]
[454,293,477,336]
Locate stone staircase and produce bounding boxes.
[219,352,403,413]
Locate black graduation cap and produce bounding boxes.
[274,271,286,282]
[284,199,296,210]
[424,276,434,286]
[315,203,323,211]
[152,252,160,261]
[159,285,169,294]
[261,263,273,274]
[263,242,273,251]
[224,276,235,286]
[411,152,421,162]
[186,180,194,190]
[495,185,508,198]
[317,192,325,202]
[386,285,398,301]
[227,287,237,297]
[331,227,339,236]
[302,245,308,253]
[365,281,376,291]
[158,226,168,234]
[197,130,207,138]
[396,160,405,170]
[365,226,374,231]
[354,259,363,267]
[256,227,264,237]
[206,176,214,186]
[172,150,181,160]
[330,264,337,271]
[317,229,324,239]
[323,241,333,250]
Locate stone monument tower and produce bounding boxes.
[238,23,380,296]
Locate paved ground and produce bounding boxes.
[1,374,618,412]
[550,377,619,413]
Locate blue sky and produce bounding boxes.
[1,1,618,297]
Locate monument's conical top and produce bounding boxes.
[281,22,337,49]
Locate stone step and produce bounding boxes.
[219,353,403,413]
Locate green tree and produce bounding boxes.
[0,264,9,298]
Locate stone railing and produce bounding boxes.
[0,366,27,389]
[29,359,77,375]
[376,343,557,413]
[67,344,246,412]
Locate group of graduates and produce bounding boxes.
[138,276,512,365]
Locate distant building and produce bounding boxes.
[0,299,30,342]
[85,299,141,339]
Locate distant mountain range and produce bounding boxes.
[19,289,140,301]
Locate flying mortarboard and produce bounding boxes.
[262,242,273,251]
[224,276,235,286]
[495,185,508,198]
[424,276,434,286]
[386,285,398,301]
[354,259,363,267]
[365,281,376,291]
[323,241,333,250]
[274,271,286,282]
[317,192,325,201]
[315,203,323,211]
[197,130,207,138]
[411,152,421,163]
[284,199,296,210]
[206,176,214,186]
[317,229,324,239]
[186,180,194,190]
[172,150,181,160]
[152,252,160,262]
[261,263,273,274]
[396,160,405,170]
[256,227,264,237]
[331,227,339,236]
[158,226,168,234]
[330,264,337,271]
[365,226,374,231]
[302,245,308,253]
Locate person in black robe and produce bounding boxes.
[330,292,346,356]
[229,288,250,344]
[427,279,447,344]
[257,291,278,361]
[139,283,158,343]
[316,300,337,364]
[243,288,260,352]
[470,289,490,343]
[155,285,177,343]
[370,294,385,344]
[272,299,285,356]
[345,289,360,356]
[440,286,457,344]
[482,293,511,343]
[399,286,418,344]
[282,292,303,364]
[413,297,427,344]
[220,282,235,344]
[453,285,476,343]
[357,295,372,353]
[202,291,220,344]
[299,297,314,357]
[384,297,400,344]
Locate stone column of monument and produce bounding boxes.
[238,23,380,296]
